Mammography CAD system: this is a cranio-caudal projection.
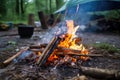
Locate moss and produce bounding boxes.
[92,43,120,53]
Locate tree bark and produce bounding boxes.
[20,0,24,15]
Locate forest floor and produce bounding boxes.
[0,25,120,80]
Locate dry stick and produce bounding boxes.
[72,66,120,79]
[3,47,29,64]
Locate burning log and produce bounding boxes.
[56,52,120,59]
[37,36,61,66]
[3,47,29,65]
[57,47,81,53]
[72,66,120,80]
[57,52,103,57]
[56,47,120,59]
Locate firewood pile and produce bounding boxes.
[0,36,120,80]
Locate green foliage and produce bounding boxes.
[34,0,64,14]
[93,43,120,53]
[105,10,120,20]
[0,0,65,22]
[0,0,7,16]
[89,9,120,20]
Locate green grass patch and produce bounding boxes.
[92,43,120,53]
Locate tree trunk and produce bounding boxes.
[49,0,52,13]
[46,0,49,13]
[38,11,48,29]
[0,0,7,16]
[56,0,59,9]
[16,0,20,15]
[35,0,41,11]
[28,13,35,26]
[20,0,24,15]
[56,0,64,9]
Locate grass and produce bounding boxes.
[92,43,120,53]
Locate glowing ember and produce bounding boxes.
[47,20,89,64]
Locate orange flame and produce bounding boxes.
[47,20,89,63]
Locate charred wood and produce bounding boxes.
[57,52,103,57]
[56,47,120,59]
[57,47,81,53]
[37,36,61,66]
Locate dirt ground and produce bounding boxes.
[0,26,120,80]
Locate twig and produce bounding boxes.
[3,47,29,64]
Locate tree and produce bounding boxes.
[50,0,52,13]
[0,0,7,17]
[56,0,64,9]
[15,0,20,15]
[15,0,27,16]
[20,0,24,14]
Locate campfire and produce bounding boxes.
[2,20,89,66]
[36,20,89,66]
[2,20,120,80]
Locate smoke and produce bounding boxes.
[40,21,67,44]
[13,50,33,63]
[61,0,119,32]
[39,0,117,43]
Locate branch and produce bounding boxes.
[71,66,120,79]
[3,47,29,64]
